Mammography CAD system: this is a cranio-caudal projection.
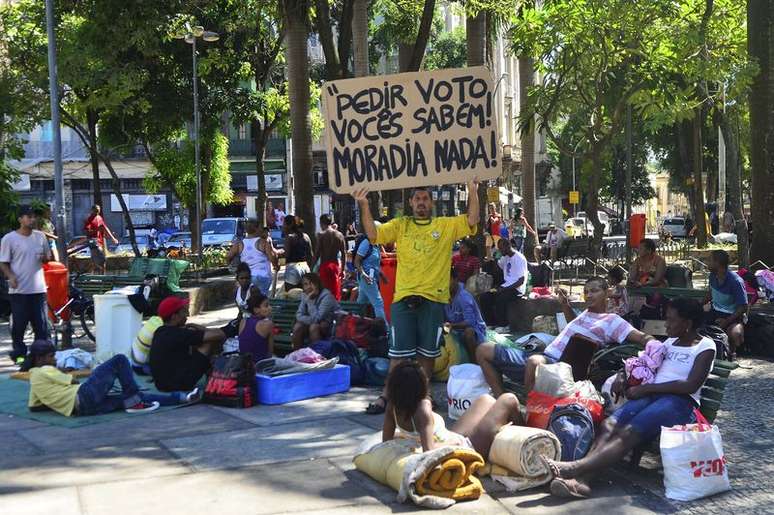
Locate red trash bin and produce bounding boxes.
[380,255,397,323]
[43,262,70,322]
[629,214,646,249]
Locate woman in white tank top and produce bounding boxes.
[227,222,276,296]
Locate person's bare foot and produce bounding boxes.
[540,455,579,480]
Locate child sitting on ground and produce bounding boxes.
[238,291,274,362]
[23,340,199,417]
[607,267,630,317]
[382,361,470,452]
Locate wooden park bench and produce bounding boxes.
[269,298,368,356]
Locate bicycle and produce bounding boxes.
[48,272,95,347]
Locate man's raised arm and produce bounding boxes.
[352,188,377,241]
[466,178,480,228]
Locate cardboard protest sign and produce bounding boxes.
[322,66,501,194]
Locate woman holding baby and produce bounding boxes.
[541,297,716,498]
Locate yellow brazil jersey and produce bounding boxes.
[375,215,476,304]
[28,366,79,417]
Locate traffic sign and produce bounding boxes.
[569,190,580,204]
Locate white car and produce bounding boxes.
[661,217,687,238]
[565,217,594,238]
[577,211,611,236]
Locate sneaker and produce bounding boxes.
[184,387,202,404]
[125,401,160,414]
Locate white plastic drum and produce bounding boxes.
[93,293,142,363]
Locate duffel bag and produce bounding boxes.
[204,352,256,408]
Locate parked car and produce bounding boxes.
[661,217,687,238]
[577,210,611,236]
[113,235,150,255]
[164,231,192,250]
[565,217,594,238]
[201,217,246,247]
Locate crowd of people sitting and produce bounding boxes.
[6,186,749,501]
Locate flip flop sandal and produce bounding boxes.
[550,478,590,499]
[365,395,387,415]
[539,455,562,480]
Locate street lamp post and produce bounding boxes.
[571,139,583,218]
[175,24,219,254]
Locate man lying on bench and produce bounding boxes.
[476,277,655,397]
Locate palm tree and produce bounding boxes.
[467,10,488,250]
[352,0,369,77]
[748,0,774,263]
[283,0,315,235]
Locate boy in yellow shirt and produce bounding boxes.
[24,340,199,416]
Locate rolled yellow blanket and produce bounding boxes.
[354,441,485,509]
[415,449,484,501]
[486,424,561,491]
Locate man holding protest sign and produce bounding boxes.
[354,179,479,414]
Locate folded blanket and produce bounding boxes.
[486,424,561,491]
[254,356,338,376]
[354,440,484,509]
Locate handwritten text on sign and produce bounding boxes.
[322,66,501,193]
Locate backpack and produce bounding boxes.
[351,234,375,261]
[364,357,390,387]
[698,325,732,361]
[311,339,366,385]
[334,313,388,357]
[744,311,774,358]
[548,403,595,461]
[204,353,257,408]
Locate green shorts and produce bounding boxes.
[389,297,445,359]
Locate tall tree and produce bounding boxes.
[748,0,774,264]
[284,0,316,234]
[467,9,489,251]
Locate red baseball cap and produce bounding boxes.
[157,296,189,321]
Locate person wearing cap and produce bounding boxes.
[534,222,566,264]
[0,205,51,365]
[22,340,199,416]
[149,296,226,392]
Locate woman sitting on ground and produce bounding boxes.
[451,238,481,285]
[239,291,274,362]
[476,277,654,397]
[291,272,339,349]
[382,361,523,458]
[542,298,716,498]
[23,340,199,417]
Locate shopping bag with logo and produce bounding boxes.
[660,409,730,501]
[446,364,491,420]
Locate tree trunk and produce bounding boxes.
[284,0,315,241]
[87,109,102,208]
[352,0,381,219]
[101,154,139,256]
[587,144,604,260]
[692,112,709,247]
[748,0,774,264]
[519,56,536,233]
[315,0,342,79]
[407,0,436,72]
[716,109,749,266]
[467,10,488,254]
[352,0,369,77]
[254,126,268,227]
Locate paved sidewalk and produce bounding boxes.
[1,306,772,514]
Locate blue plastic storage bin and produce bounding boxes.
[255,364,351,405]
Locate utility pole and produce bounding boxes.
[45,0,71,347]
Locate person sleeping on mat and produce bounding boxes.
[22,340,201,417]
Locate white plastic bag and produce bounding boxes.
[223,337,240,354]
[446,364,491,420]
[660,411,730,501]
[533,362,575,397]
[600,374,626,414]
